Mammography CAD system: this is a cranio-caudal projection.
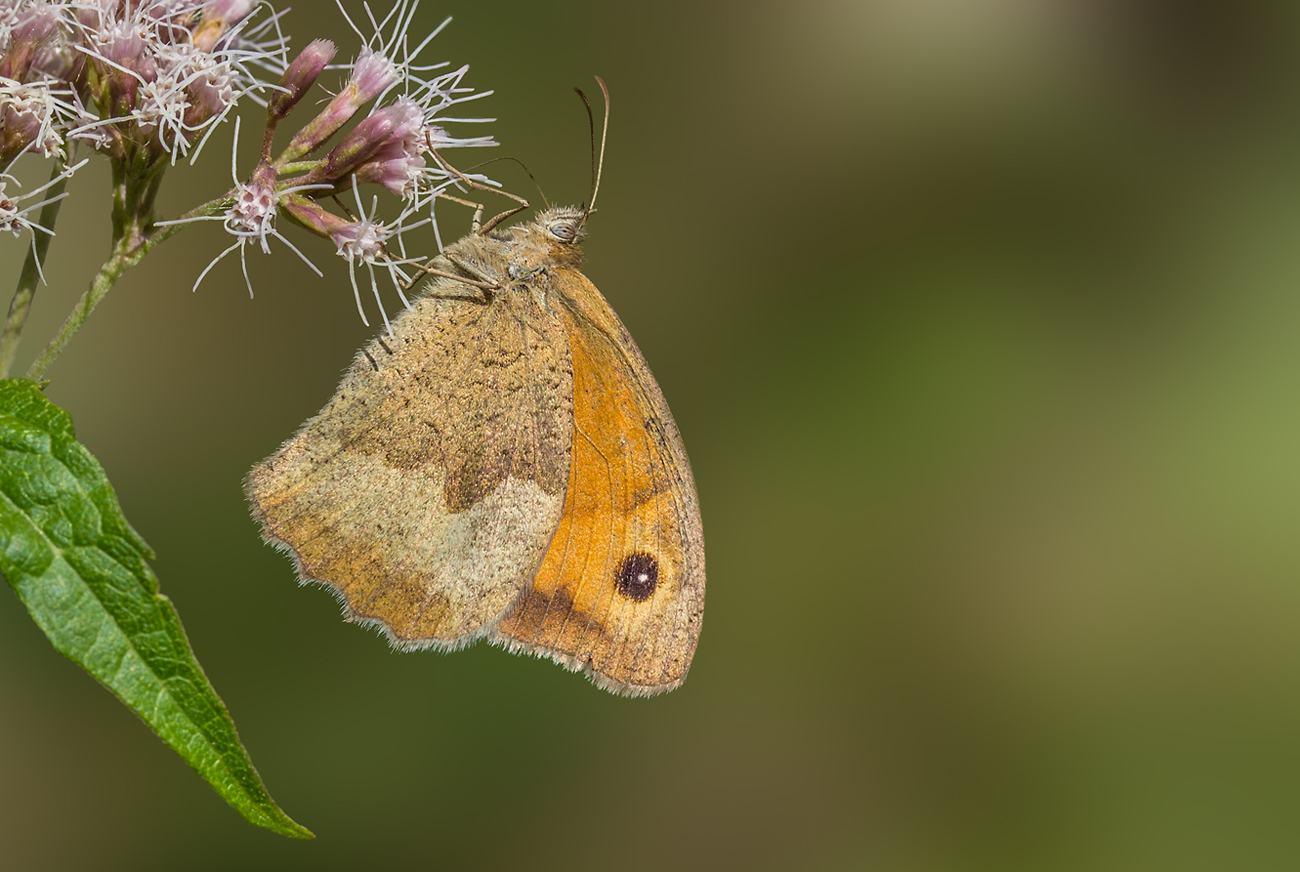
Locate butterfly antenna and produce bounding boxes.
[465,156,549,210]
[575,75,609,230]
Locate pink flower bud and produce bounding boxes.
[348,47,400,106]
[184,63,235,130]
[351,96,426,195]
[1,2,62,81]
[0,88,57,165]
[268,39,336,122]
[328,217,386,262]
[281,193,351,240]
[317,110,399,184]
[280,47,399,162]
[227,160,279,244]
[93,21,157,117]
[75,0,116,32]
[193,0,257,52]
[208,0,258,18]
[97,22,157,82]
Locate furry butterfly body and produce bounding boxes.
[246,206,705,695]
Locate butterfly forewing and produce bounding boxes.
[246,277,574,648]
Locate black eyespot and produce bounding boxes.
[615,553,659,601]
[548,221,576,241]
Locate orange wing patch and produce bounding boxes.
[491,268,705,695]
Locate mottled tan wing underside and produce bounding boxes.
[490,268,706,696]
[248,227,704,696]
[246,281,574,649]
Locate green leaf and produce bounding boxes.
[0,378,311,839]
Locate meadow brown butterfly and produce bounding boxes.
[245,79,704,696]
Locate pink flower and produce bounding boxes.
[0,79,70,163]
[350,95,426,195]
[348,45,399,105]
[281,46,398,161]
[0,0,63,81]
[268,38,335,121]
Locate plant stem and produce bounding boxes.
[275,159,320,175]
[0,158,70,378]
[25,240,138,380]
[23,157,230,381]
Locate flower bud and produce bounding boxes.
[317,110,399,184]
[348,48,400,106]
[184,61,235,132]
[268,39,336,122]
[281,47,399,162]
[193,0,257,52]
[280,193,350,240]
[1,2,62,81]
[0,82,63,165]
[227,161,279,243]
[94,21,156,118]
[350,96,426,195]
[328,216,386,262]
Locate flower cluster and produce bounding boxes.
[1,0,285,164]
[0,0,288,251]
[0,0,497,329]
[167,0,498,329]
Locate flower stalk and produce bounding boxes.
[25,160,208,380]
[0,155,68,377]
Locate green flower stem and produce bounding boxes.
[275,159,322,175]
[0,158,71,379]
[24,236,147,381]
[24,160,228,381]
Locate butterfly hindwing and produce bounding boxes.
[491,267,705,695]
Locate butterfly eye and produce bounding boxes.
[548,221,577,241]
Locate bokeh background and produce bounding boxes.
[4,0,1300,868]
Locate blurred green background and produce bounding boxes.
[5,0,1300,868]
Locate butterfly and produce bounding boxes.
[245,80,704,696]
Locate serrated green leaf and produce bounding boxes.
[0,378,311,839]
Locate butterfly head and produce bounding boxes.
[495,204,587,269]
[475,77,605,269]
[486,205,587,273]
[538,205,589,247]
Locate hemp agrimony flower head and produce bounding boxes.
[0,0,288,364]
[165,0,498,332]
[0,0,497,386]
[66,0,286,163]
[0,0,287,241]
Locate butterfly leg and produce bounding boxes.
[430,150,531,236]
[402,251,507,301]
[403,260,499,300]
[445,254,506,292]
[434,192,486,234]
[398,191,494,296]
